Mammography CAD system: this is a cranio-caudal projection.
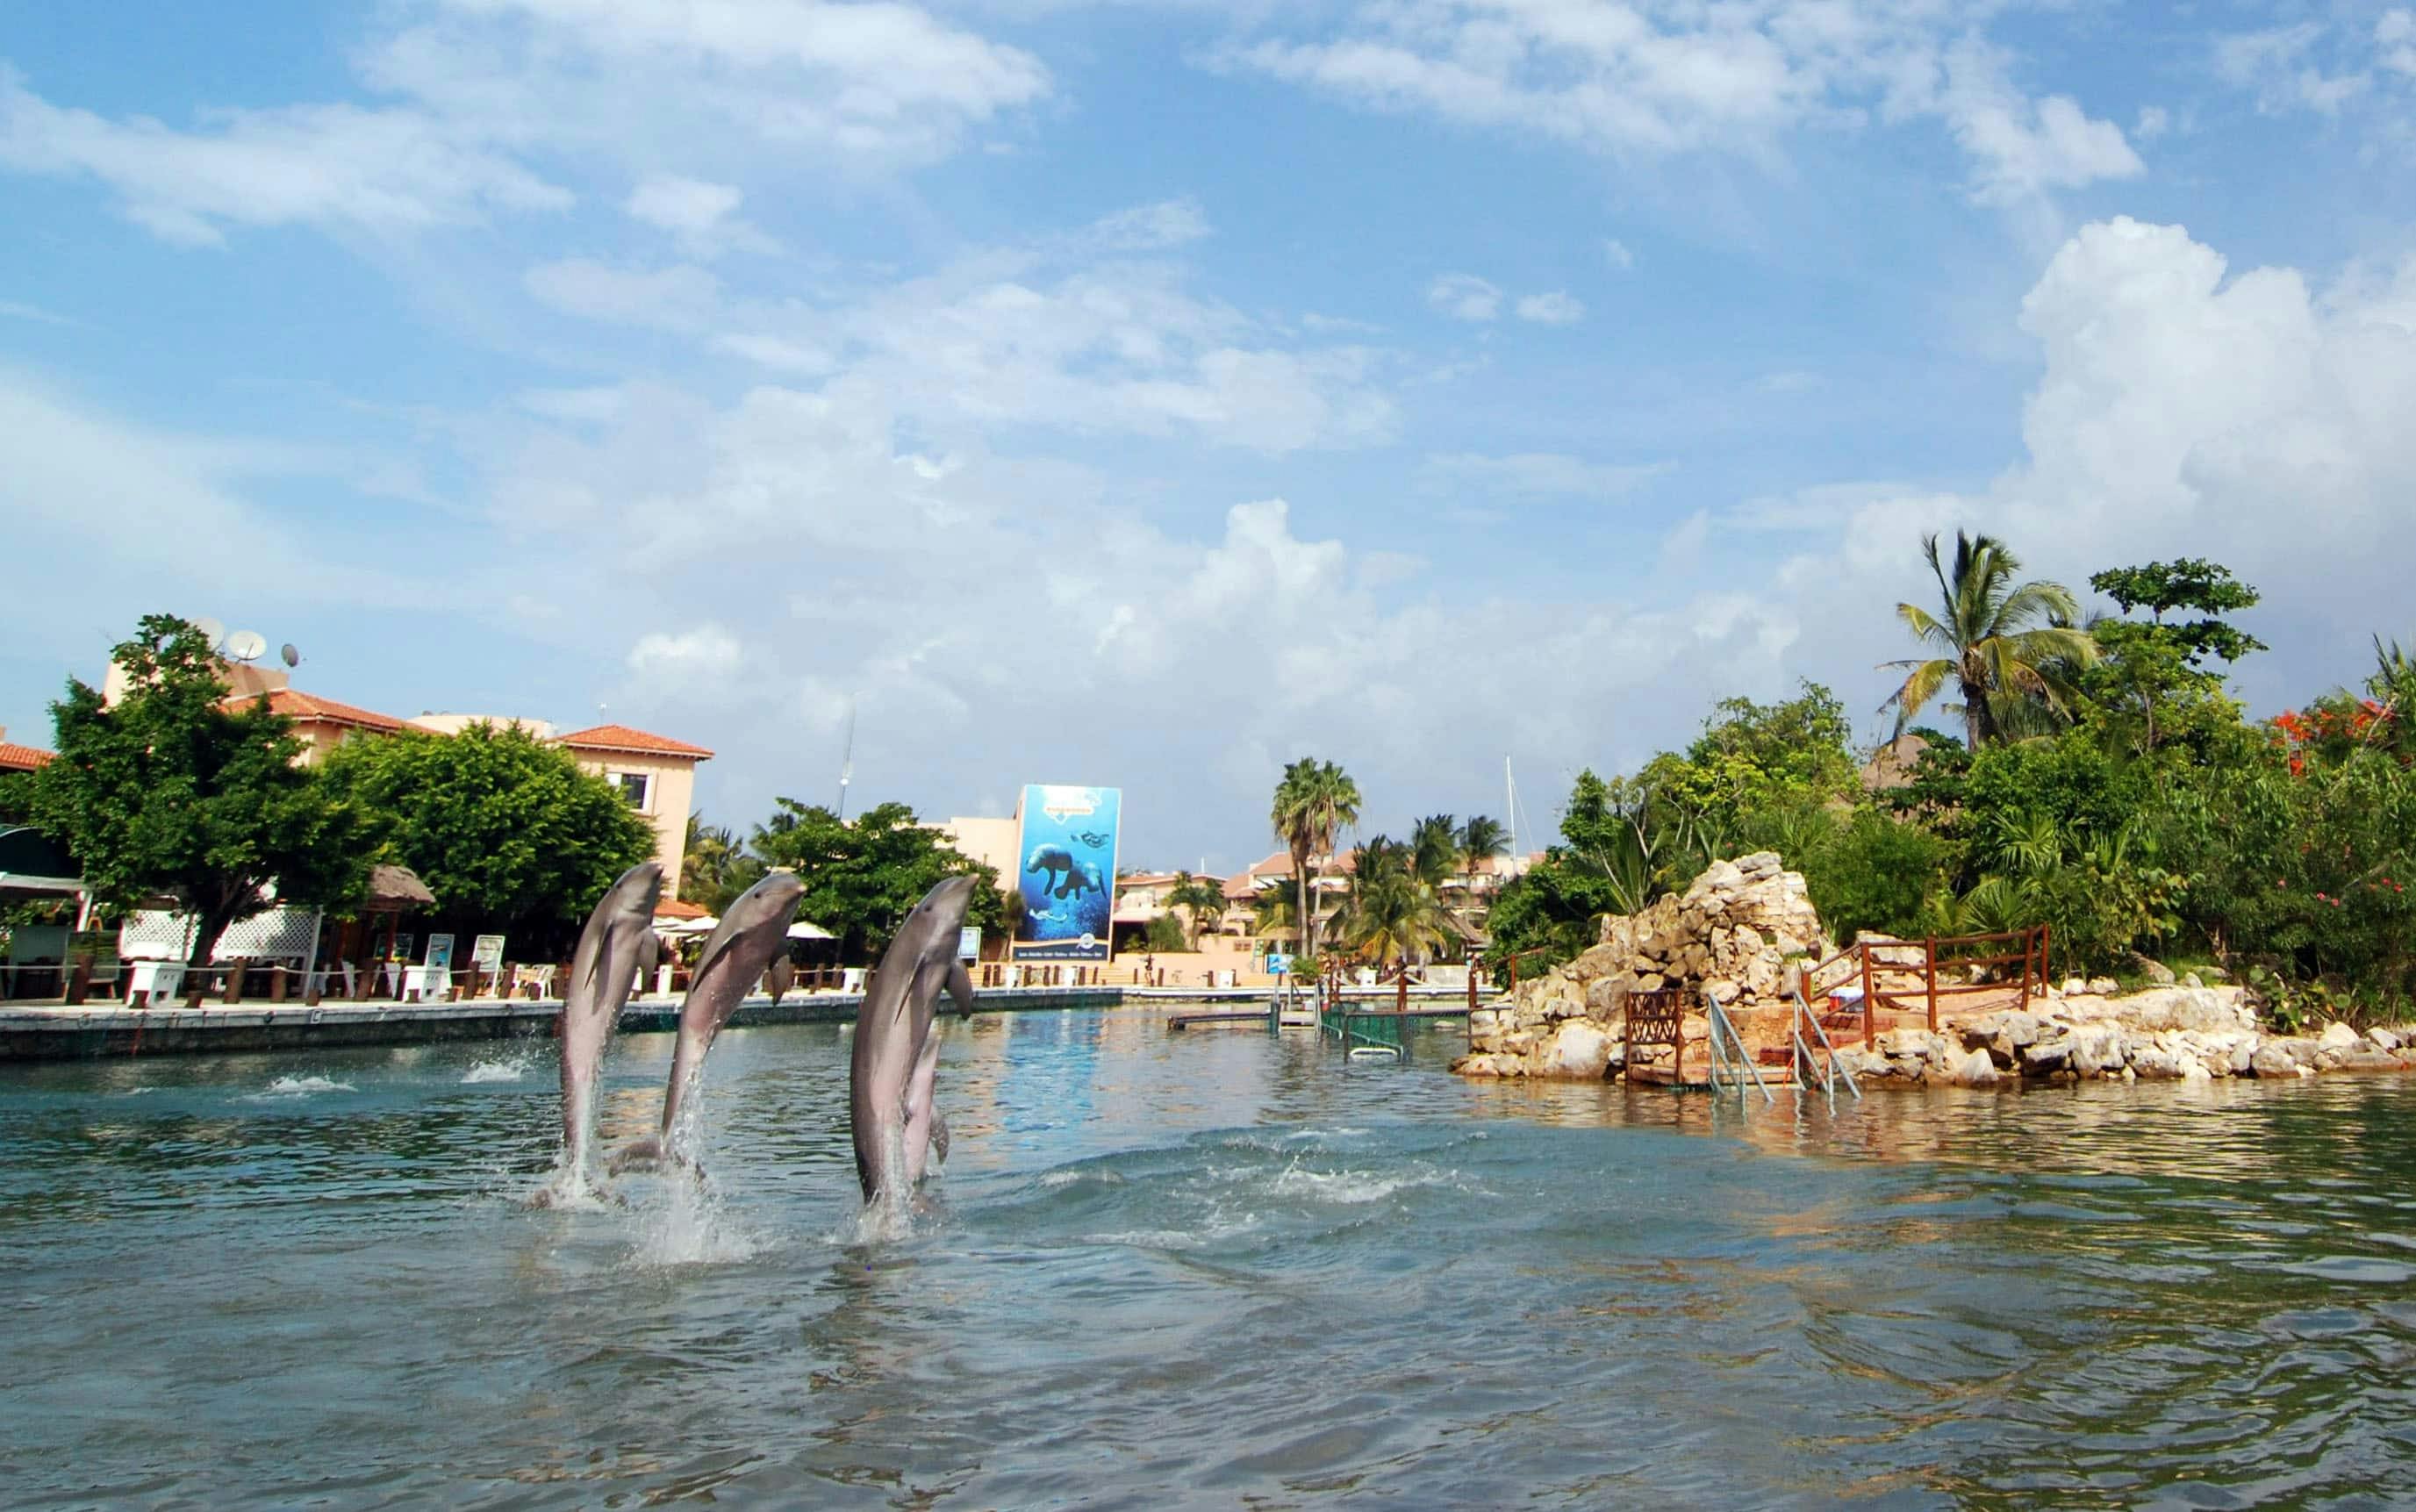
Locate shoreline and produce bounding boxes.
[0,985,1470,1062]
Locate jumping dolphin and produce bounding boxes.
[542,861,662,1195]
[850,875,978,1207]
[612,871,806,1171]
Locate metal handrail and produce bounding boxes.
[1703,992,1774,1106]
[1789,978,1862,1108]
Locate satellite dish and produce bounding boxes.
[193,617,226,652]
[280,642,300,670]
[224,630,268,663]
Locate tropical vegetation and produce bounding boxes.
[1487,541,2416,1021]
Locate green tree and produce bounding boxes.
[320,721,654,929]
[1884,531,2098,748]
[1270,756,1360,956]
[1165,871,1225,944]
[748,799,1012,961]
[1644,682,1857,835]
[28,614,371,964]
[2085,558,2265,750]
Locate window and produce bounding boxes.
[613,771,652,811]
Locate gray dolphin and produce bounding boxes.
[612,871,806,1171]
[541,862,662,1197]
[850,876,978,1207]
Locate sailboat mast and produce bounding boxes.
[1505,755,1516,860]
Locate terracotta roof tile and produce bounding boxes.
[654,899,713,921]
[232,688,407,734]
[0,741,55,773]
[556,723,715,759]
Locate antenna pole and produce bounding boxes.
[836,703,857,820]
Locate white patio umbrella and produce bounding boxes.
[656,915,720,938]
[786,920,834,940]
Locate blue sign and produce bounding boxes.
[1014,785,1120,962]
[1265,953,1293,978]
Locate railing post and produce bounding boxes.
[1860,946,1875,1050]
[1924,935,1938,1033]
[224,959,247,1005]
[1395,966,1408,1016]
[65,955,91,1006]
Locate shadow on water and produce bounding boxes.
[3,1010,2413,1508]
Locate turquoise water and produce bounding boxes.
[4,1011,2413,1508]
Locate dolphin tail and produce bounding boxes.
[929,1110,950,1167]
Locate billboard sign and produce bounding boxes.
[1013,785,1120,961]
[957,927,981,962]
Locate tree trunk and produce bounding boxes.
[1962,686,1986,751]
[1293,842,1314,958]
[185,885,251,969]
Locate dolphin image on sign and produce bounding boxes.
[611,871,806,1172]
[1053,858,1105,901]
[851,875,978,1214]
[536,862,661,1204]
[1025,843,1076,893]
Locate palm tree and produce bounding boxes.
[1882,530,2098,748]
[1330,835,1455,973]
[1455,813,1509,914]
[1270,757,1361,956]
[1250,886,1299,952]
[682,814,744,905]
[1165,871,1226,946]
[1409,813,1459,888]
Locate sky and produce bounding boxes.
[5,1,2416,874]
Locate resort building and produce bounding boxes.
[0,727,56,774]
[95,655,713,898]
[1110,871,1235,943]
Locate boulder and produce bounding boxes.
[2129,953,2177,985]
[2249,1043,2300,1079]
[1942,1047,2000,1087]
[2369,1027,2404,1053]
[2317,1021,2362,1051]
[1537,1021,1618,1080]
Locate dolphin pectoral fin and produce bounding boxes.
[929,1111,950,1166]
[947,961,976,1017]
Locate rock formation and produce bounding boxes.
[1455,851,1827,1078]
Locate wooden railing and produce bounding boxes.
[1797,926,2052,1049]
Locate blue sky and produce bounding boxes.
[6,2,2416,872]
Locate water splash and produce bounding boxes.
[461,1057,529,1084]
[631,1169,757,1266]
[250,1074,354,1100]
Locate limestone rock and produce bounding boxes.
[2318,1021,2362,1051]
[1538,1021,1618,1080]
[2369,1027,2403,1052]
[2249,1043,2300,1078]
[1943,1047,2000,1087]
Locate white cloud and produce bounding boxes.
[624,175,774,257]
[1426,451,1666,498]
[1085,197,1212,251]
[1516,290,1586,325]
[1219,4,2141,204]
[1603,239,1636,270]
[2215,24,2371,116]
[1428,273,1502,321]
[524,259,722,331]
[0,298,75,326]
[366,0,1050,173]
[0,68,569,245]
[627,624,745,691]
[0,0,1051,248]
[2134,105,2170,140]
